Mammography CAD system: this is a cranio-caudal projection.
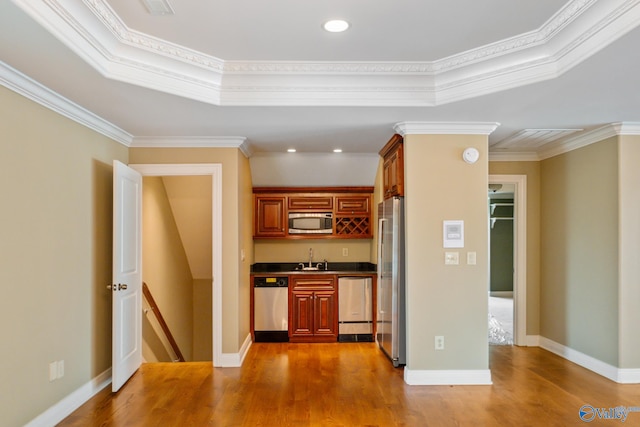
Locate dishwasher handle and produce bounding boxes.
[254,277,289,287]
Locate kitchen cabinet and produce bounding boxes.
[288,195,333,211]
[335,195,372,238]
[289,275,338,342]
[255,195,286,237]
[379,134,404,199]
[253,187,373,239]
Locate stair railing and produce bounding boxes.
[142,282,185,362]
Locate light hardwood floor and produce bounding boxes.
[59,343,640,426]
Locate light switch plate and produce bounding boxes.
[445,252,459,265]
[467,252,477,265]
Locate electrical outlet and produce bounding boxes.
[342,248,348,257]
[435,336,445,350]
[49,362,58,382]
[49,360,65,381]
[467,251,477,265]
[57,360,64,379]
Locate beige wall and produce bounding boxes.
[0,86,128,426]
[488,161,541,335]
[142,177,194,361]
[193,278,213,360]
[540,138,619,365]
[617,135,640,368]
[404,134,489,370]
[129,148,251,354]
[238,152,254,345]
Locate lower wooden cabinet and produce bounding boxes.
[289,275,338,342]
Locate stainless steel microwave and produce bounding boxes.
[288,212,333,234]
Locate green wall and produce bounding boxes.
[489,199,514,293]
[540,138,619,365]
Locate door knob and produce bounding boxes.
[119,284,128,290]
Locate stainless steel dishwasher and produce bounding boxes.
[253,276,289,342]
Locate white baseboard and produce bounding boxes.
[489,291,514,298]
[24,368,112,427]
[219,333,252,367]
[404,369,492,385]
[538,336,639,384]
[525,335,540,347]
[618,369,640,384]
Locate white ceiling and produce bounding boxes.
[2,0,640,162]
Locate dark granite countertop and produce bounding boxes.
[251,262,376,275]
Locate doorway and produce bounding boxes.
[130,163,223,366]
[488,175,527,346]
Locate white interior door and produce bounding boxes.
[112,160,143,392]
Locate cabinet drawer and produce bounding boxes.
[288,196,333,211]
[335,196,370,214]
[291,275,336,290]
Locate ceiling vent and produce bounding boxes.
[141,0,174,15]
[492,129,582,150]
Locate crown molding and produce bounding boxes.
[394,122,500,136]
[12,0,640,106]
[131,136,252,155]
[0,60,132,146]
[536,122,640,160]
[488,122,640,161]
[612,122,640,135]
[538,123,619,160]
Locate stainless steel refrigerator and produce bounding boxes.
[377,196,406,367]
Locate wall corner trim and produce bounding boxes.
[219,334,252,368]
[24,368,112,427]
[403,369,492,385]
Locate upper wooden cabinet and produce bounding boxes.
[288,195,333,211]
[254,195,286,238]
[334,195,371,237]
[379,134,404,199]
[335,195,369,214]
[253,187,373,239]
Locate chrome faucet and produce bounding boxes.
[308,248,313,268]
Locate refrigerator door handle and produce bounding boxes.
[377,218,386,271]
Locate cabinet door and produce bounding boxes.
[255,196,286,237]
[313,289,337,337]
[290,290,314,338]
[380,135,404,199]
[383,146,404,198]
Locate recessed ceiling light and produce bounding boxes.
[287,148,296,153]
[333,149,343,153]
[323,20,350,33]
